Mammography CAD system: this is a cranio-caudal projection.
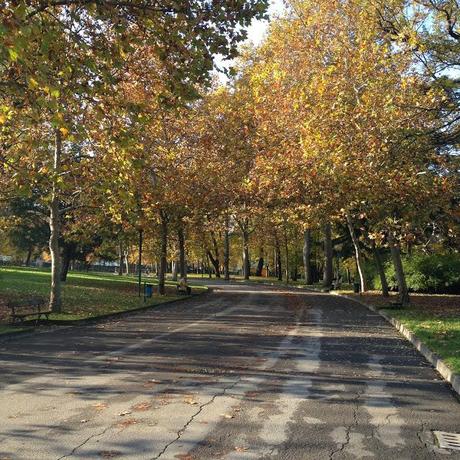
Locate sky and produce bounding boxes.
[246,0,286,46]
[214,0,286,82]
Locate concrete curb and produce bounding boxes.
[331,291,460,398]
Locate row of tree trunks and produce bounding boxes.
[320,218,407,303]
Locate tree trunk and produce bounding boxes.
[60,245,74,282]
[207,250,220,277]
[275,234,282,281]
[255,246,264,277]
[303,229,312,285]
[118,241,123,276]
[323,222,333,288]
[158,210,168,295]
[124,247,130,275]
[25,246,33,267]
[137,229,143,297]
[224,215,230,281]
[49,129,62,313]
[242,227,250,280]
[373,242,389,297]
[178,224,187,280]
[283,224,289,284]
[345,213,367,292]
[171,259,178,281]
[210,232,221,278]
[388,233,409,306]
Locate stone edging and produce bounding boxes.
[331,291,460,398]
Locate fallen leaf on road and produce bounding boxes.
[183,397,198,405]
[235,447,248,452]
[92,403,108,411]
[117,418,138,429]
[222,414,234,419]
[118,410,132,416]
[132,402,152,411]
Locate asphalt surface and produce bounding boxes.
[0,281,459,459]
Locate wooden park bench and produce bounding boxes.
[176,278,192,295]
[7,297,51,324]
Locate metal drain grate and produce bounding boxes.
[434,431,460,451]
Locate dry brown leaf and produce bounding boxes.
[92,402,108,411]
[132,402,152,411]
[235,446,249,452]
[118,410,132,416]
[117,418,138,429]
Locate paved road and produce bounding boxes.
[0,282,459,459]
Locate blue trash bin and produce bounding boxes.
[144,283,153,301]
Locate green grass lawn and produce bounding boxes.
[339,290,460,375]
[0,267,206,327]
[383,308,460,375]
[0,324,33,335]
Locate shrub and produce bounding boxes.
[384,253,460,294]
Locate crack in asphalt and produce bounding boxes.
[151,377,241,460]
[329,390,363,459]
[416,422,428,449]
[56,425,112,460]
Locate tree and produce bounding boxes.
[1,1,268,310]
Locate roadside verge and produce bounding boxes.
[0,287,210,339]
[332,291,460,398]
